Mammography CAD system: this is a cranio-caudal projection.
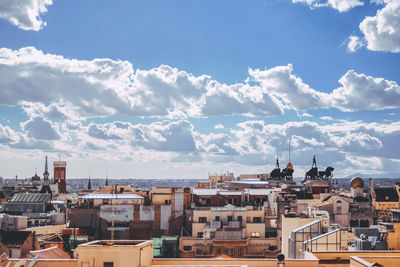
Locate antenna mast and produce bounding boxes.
[111,184,116,241]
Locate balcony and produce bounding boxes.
[247,217,264,223]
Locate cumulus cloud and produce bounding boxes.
[0,124,19,144]
[359,0,400,53]
[0,47,135,117]
[88,124,122,140]
[0,47,286,119]
[214,124,224,129]
[0,0,52,31]
[331,70,400,111]
[2,114,400,176]
[231,119,400,176]
[1,47,399,121]
[196,132,238,155]
[292,0,363,12]
[347,35,364,52]
[202,82,283,116]
[249,64,331,110]
[21,117,60,140]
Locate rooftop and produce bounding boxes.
[9,193,51,203]
[30,246,71,259]
[78,240,152,247]
[80,193,144,200]
[374,187,399,202]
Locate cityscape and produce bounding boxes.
[1,0,400,266]
[0,156,399,266]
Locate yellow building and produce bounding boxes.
[209,173,234,187]
[180,204,278,258]
[281,212,330,257]
[370,180,400,221]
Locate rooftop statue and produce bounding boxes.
[304,155,334,181]
[269,157,294,181]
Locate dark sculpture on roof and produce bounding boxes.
[269,157,294,181]
[304,155,334,181]
[31,171,40,182]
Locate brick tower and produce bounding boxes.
[53,161,67,194]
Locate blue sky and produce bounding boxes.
[0,0,399,179]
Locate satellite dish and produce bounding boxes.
[277,253,285,262]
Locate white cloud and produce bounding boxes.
[347,35,364,52]
[0,124,19,144]
[1,47,399,121]
[320,116,334,120]
[359,0,400,53]
[231,119,400,176]
[249,64,331,110]
[292,0,363,12]
[2,115,400,177]
[297,112,313,117]
[0,0,52,31]
[21,116,60,140]
[331,70,400,111]
[0,47,285,119]
[214,124,224,129]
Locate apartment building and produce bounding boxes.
[180,204,278,258]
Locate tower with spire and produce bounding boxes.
[88,176,92,190]
[43,156,49,181]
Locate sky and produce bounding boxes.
[0,0,399,179]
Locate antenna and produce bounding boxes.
[111,184,116,241]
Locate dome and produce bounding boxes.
[350,177,364,188]
[286,162,293,169]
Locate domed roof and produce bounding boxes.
[286,162,293,169]
[350,177,364,188]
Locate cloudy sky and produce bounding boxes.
[0,0,399,179]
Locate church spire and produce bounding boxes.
[43,155,49,181]
[88,176,92,190]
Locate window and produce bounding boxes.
[225,249,233,256]
[253,217,261,223]
[251,232,260,238]
[183,246,192,251]
[197,232,203,238]
[237,216,242,223]
[228,216,233,222]
[337,206,342,214]
[210,232,215,239]
[103,262,113,267]
[199,217,207,223]
[216,248,221,255]
[238,248,243,256]
[269,245,278,251]
[215,216,220,221]
[165,200,171,205]
[196,249,203,255]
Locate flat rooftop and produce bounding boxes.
[79,240,151,247]
[80,193,144,199]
